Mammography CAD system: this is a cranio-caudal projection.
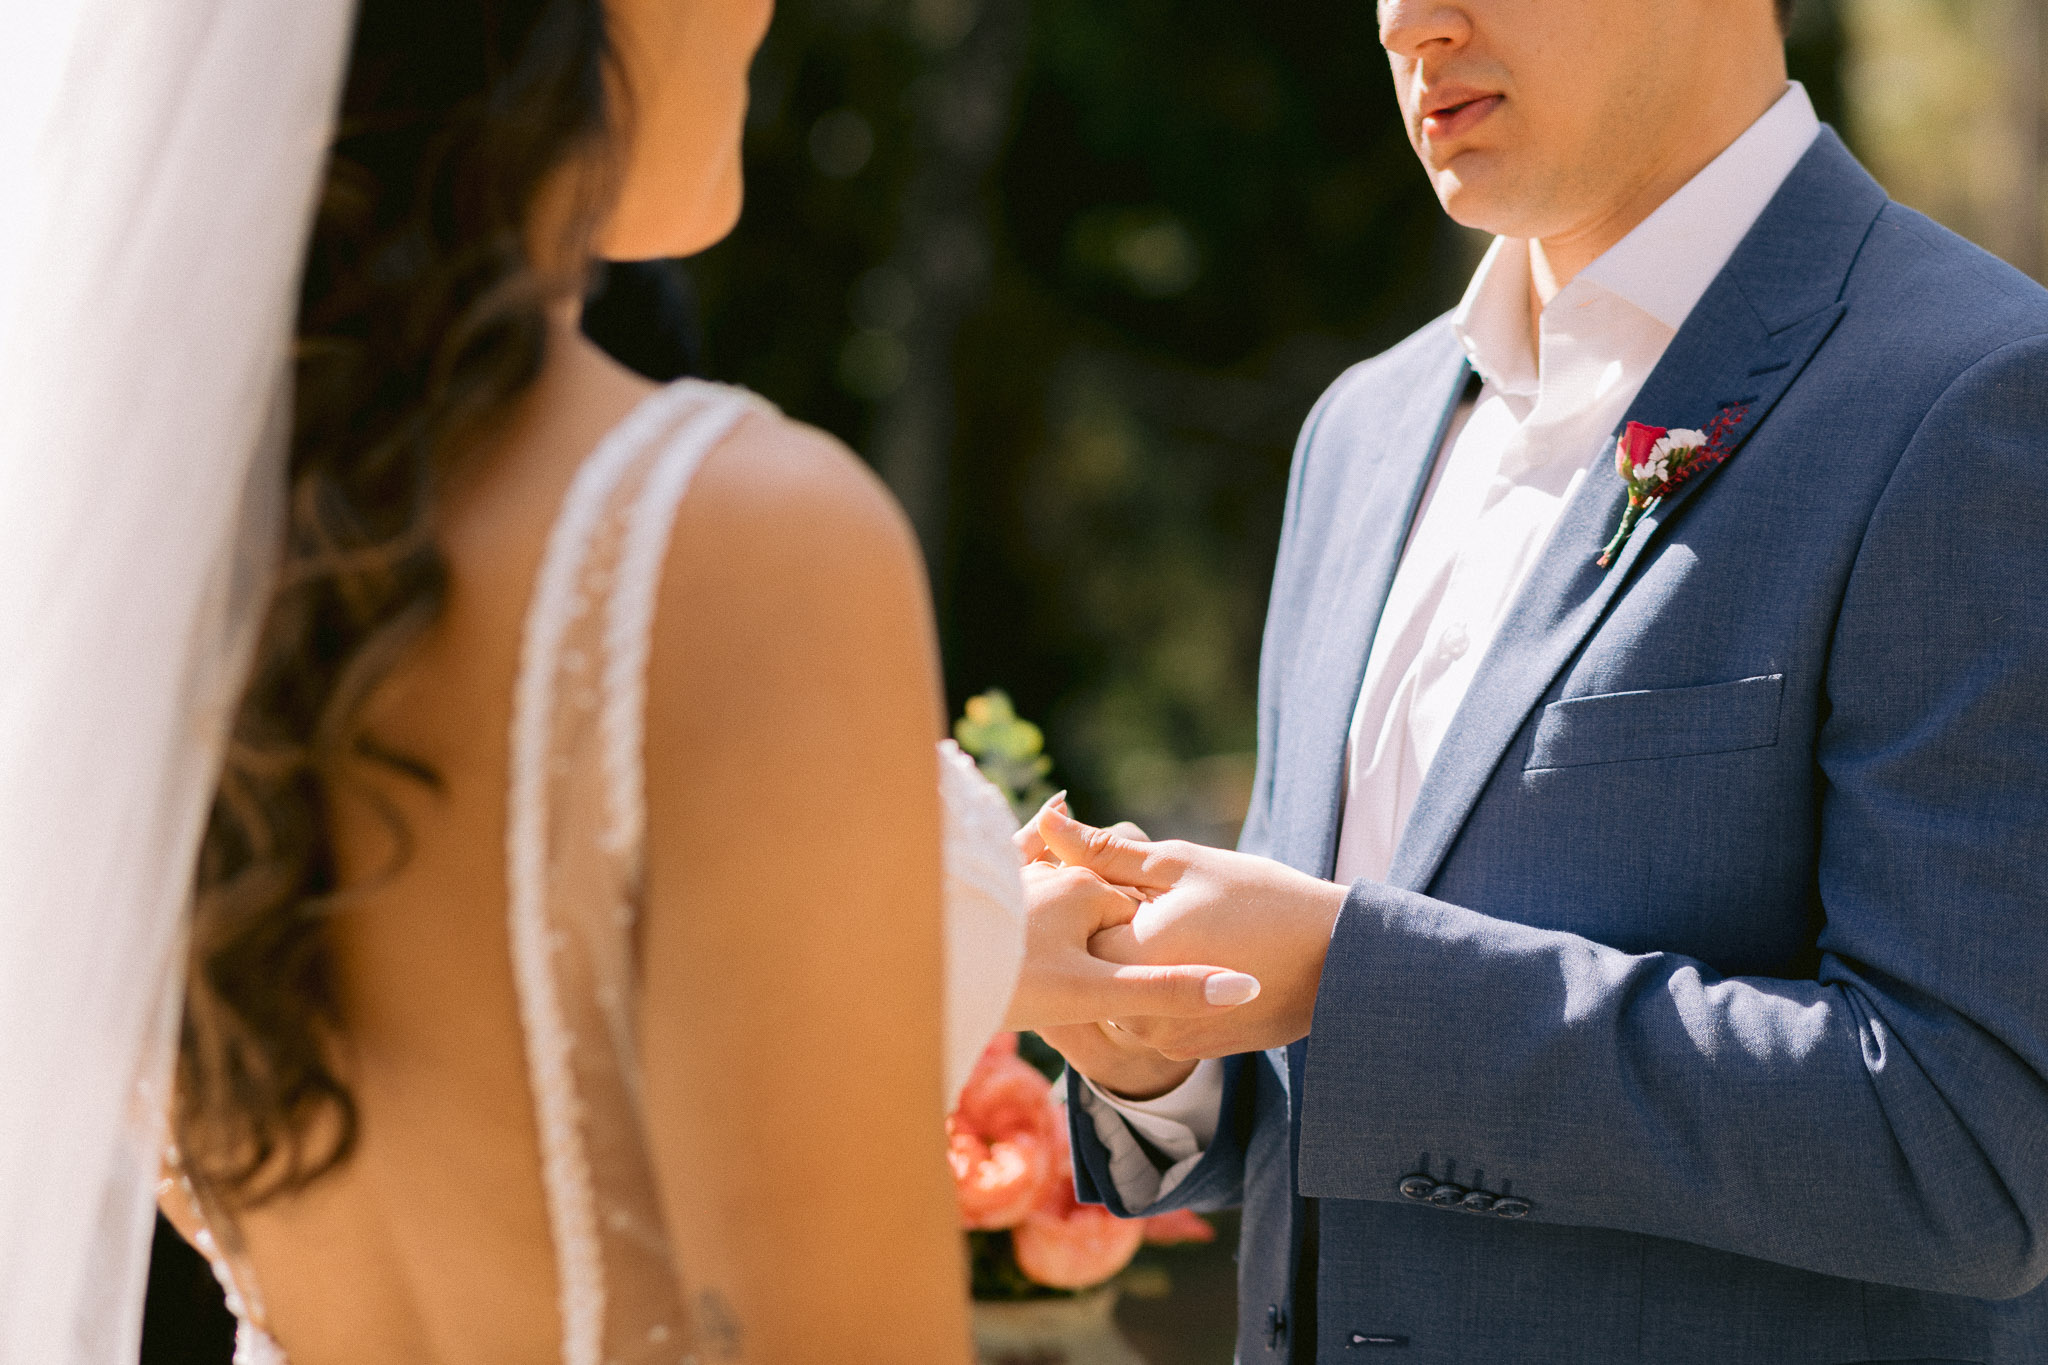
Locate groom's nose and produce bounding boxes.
[1379,0,1470,58]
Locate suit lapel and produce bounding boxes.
[1382,130,1885,893]
[1272,344,1470,877]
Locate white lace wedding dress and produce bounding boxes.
[166,379,1026,1365]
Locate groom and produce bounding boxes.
[1016,0,2048,1360]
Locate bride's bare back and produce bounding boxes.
[159,0,975,1353]
[177,324,969,1363]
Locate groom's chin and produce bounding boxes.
[1427,162,1543,240]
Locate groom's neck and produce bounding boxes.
[1526,74,1793,320]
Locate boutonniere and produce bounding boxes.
[1596,404,1749,567]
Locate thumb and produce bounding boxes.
[1096,962,1261,1018]
[1039,806,1182,891]
[1013,791,1067,865]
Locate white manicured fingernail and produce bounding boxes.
[1205,972,1260,1006]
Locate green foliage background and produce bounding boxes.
[693,0,1848,846]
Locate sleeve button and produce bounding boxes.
[1397,1174,1436,1201]
[1491,1197,1532,1219]
[1426,1183,1466,1207]
[1458,1190,1496,1213]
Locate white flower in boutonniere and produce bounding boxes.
[1629,428,1705,486]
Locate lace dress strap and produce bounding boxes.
[509,379,769,1365]
[162,380,769,1365]
[157,1150,285,1365]
[164,375,1022,1365]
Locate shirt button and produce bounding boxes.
[1439,624,1470,660]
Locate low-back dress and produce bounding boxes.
[166,379,1026,1365]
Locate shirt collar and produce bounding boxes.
[1451,82,1821,392]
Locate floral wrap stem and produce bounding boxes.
[1597,497,1656,568]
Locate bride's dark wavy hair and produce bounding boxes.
[176,0,620,1205]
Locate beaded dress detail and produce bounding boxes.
[167,378,1026,1363]
[506,381,761,1365]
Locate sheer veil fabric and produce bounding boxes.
[0,0,352,1359]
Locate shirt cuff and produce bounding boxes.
[1073,1059,1225,1209]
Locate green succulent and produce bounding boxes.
[953,690,1057,822]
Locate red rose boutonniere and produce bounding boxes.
[1596,405,1748,567]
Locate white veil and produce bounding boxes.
[0,0,352,1358]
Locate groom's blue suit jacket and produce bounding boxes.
[1067,129,2048,1364]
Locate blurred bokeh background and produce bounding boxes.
[141,1,2048,1360]
[691,0,1864,852]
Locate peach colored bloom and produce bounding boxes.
[947,1034,1058,1230]
[1011,1106,1145,1289]
[1140,1208,1216,1245]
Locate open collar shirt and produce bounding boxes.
[1080,84,1822,1209]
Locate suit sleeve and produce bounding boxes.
[1236,363,1351,864]
[1298,332,2048,1299]
[1069,1053,1271,1217]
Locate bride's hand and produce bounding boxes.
[1013,792,1148,869]
[1013,798,1058,866]
[1036,806,1347,1062]
[1006,797,1253,1096]
[1004,844,1260,1031]
[1034,1017,1203,1101]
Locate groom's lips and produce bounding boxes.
[1418,89,1502,142]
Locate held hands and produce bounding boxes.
[1001,799,1259,1098]
[1006,798,1348,1095]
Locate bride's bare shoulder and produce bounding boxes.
[680,404,917,576]
[665,402,932,645]
[646,399,941,787]
[636,399,957,1361]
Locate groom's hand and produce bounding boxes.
[1005,857,1262,1032]
[1006,798,1263,1096]
[1038,807,1348,1060]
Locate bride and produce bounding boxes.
[4,0,997,1356]
[155,0,1001,1354]
[0,0,1258,1357]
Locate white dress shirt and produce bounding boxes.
[1076,84,1822,1209]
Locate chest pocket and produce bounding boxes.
[1524,673,1785,771]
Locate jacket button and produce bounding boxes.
[1397,1174,1436,1201]
[1492,1197,1532,1219]
[1267,1304,1288,1349]
[1458,1190,1496,1214]
[1427,1183,1466,1207]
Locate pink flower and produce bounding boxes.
[1011,1106,1146,1289]
[947,1035,1058,1230]
[1141,1208,1216,1245]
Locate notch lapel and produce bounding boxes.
[1270,343,1470,877]
[1382,130,1884,894]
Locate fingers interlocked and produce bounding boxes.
[1004,801,1259,1039]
